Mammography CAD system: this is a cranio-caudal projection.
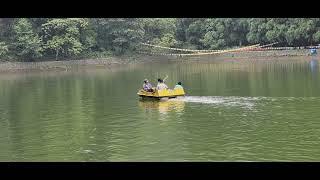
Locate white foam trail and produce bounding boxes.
[170,96,256,108]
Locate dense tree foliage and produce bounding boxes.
[41,18,89,59]
[1,18,320,61]
[0,42,9,58]
[13,18,43,60]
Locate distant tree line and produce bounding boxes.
[1,18,320,61]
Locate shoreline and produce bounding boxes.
[0,50,319,73]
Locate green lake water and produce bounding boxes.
[1,58,320,161]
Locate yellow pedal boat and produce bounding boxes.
[137,88,185,100]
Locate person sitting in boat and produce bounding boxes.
[156,78,168,90]
[143,79,154,92]
[174,82,183,90]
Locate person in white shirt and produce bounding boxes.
[156,78,168,90]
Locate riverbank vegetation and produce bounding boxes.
[1,18,320,61]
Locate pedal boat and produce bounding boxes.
[137,88,185,100]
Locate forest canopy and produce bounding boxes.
[1,18,320,61]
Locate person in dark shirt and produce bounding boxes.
[174,82,183,90]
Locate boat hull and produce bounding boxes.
[137,88,185,100]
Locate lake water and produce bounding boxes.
[1,58,320,161]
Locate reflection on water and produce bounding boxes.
[1,58,320,161]
[138,98,185,115]
[310,59,318,74]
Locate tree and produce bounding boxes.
[80,19,97,53]
[158,33,178,47]
[200,19,227,49]
[246,18,269,44]
[142,18,176,42]
[12,18,43,61]
[41,18,89,60]
[284,19,317,46]
[92,18,144,55]
[265,19,287,43]
[110,19,145,54]
[229,18,249,46]
[176,18,195,42]
[0,41,9,59]
[0,18,15,42]
[313,31,320,44]
[2,18,320,61]
[185,19,206,49]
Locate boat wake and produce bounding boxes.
[169,96,320,109]
[169,96,257,109]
